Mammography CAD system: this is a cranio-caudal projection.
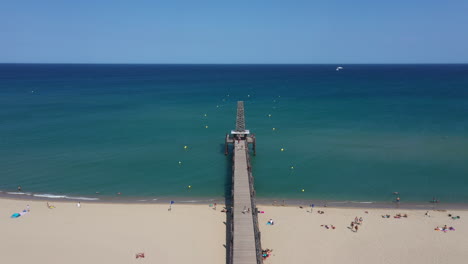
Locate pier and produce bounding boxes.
[225,101,262,264]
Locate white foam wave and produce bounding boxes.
[65,196,99,201]
[31,194,99,201]
[7,192,32,195]
[138,200,148,202]
[33,194,66,199]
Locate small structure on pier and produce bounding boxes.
[225,101,256,155]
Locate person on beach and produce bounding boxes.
[27,204,30,212]
[354,225,359,232]
[396,197,400,203]
[354,217,358,224]
[214,203,217,210]
[77,202,81,208]
[425,211,430,217]
[351,222,355,229]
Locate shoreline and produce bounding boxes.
[2,191,468,210]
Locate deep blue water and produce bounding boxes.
[1,64,468,203]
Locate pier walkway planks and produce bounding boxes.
[232,140,258,264]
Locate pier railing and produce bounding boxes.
[227,153,235,264]
[245,143,263,264]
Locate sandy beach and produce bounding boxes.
[2,198,468,264]
[1,199,226,264]
[258,205,468,264]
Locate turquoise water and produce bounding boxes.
[1,64,468,203]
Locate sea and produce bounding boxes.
[1,64,468,205]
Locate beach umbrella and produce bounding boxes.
[168,200,175,211]
[11,213,21,218]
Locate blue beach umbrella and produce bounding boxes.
[11,213,21,218]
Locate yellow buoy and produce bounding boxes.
[204,113,207,117]
[290,166,294,170]
[188,185,192,189]
[280,148,284,152]
[302,189,305,192]
[184,146,188,149]
[205,125,209,128]
[272,127,276,131]
[268,114,272,117]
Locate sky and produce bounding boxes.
[1,0,467,64]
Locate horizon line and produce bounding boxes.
[1,62,468,65]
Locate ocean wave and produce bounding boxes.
[65,196,99,201]
[33,194,99,201]
[33,194,66,198]
[7,192,32,195]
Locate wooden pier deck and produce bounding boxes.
[232,140,257,264]
[227,101,262,264]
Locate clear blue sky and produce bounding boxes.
[1,0,467,63]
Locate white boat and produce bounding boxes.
[336,66,344,71]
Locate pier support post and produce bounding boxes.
[252,135,256,156]
[225,134,229,155]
